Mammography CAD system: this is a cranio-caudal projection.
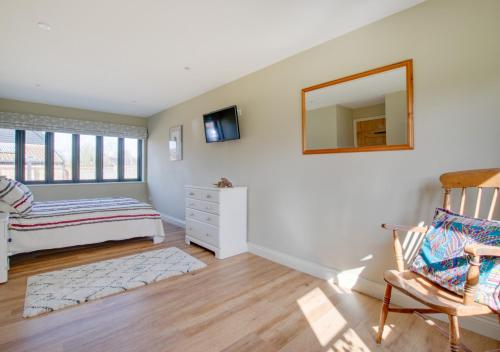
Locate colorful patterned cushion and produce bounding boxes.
[0,177,33,215]
[410,208,499,312]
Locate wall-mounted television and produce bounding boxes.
[203,105,240,143]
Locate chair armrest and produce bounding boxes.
[463,244,499,305]
[381,223,428,234]
[464,244,500,257]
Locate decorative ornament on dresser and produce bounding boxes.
[213,177,233,188]
[169,125,182,161]
[185,185,247,259]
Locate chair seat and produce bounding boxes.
[384,270,493,316]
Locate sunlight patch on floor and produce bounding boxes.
[327,279,348,294]
[372,323,395,341]
[332,327,371,352]
[296,287,362,347]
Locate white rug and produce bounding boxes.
[23,247,206,318]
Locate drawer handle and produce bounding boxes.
[206,195,211,199]
[205,206,210,210]
[206,217,211,221]
[205,233,210,237]
[188,227,193,231]
[189,192,195,196]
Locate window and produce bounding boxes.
[2,130,142,184]
[53,132,73,181]
[0,128,16,179]
[124,138,139,179]
[25,130,46,182]
[103,136,118,180]
[79,135,96,180]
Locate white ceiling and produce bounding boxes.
[0,0,423,117]
[306,67,406,110]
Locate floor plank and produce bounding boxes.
[0,221,498,351]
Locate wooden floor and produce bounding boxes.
[0,222,498,352]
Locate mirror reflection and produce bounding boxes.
[302,60,413,153]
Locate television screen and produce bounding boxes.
[203,105,240,143]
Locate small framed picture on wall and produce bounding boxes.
[169,125,183,161]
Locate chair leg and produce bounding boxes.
[448,315,460,352]
[376,283,392,344]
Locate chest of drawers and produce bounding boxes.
[185,185,247,259]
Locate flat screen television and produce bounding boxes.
[203,105,240,143]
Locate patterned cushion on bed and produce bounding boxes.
[410,208,500,311]
[0,177,33,215]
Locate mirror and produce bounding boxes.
[302,60,413,154]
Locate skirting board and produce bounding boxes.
[247,242,500,341]
[159,213,185,228]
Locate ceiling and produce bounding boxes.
[306,67,406,110]
[0,0,424,117]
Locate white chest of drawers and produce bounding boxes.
[185,185,247,259]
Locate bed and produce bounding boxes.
[0,197,165,283]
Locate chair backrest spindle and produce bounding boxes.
[459,188,466,215]
[439,168,500,220]
[443,188,451,210]
[487,187,499,220]
[474,187,482,218]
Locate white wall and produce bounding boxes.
[148,0,500,301]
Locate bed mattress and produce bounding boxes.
[8,197,165,255]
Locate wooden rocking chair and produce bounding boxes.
[376,168,500,352]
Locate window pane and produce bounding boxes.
[124,138,138,179]
[0,129,16,179]
[54,133,73,181]
[79,135,96,180]
[103,136,118,179]
[25,130,46,181]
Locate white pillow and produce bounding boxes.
[0,178,33,215]
[0,201,13,213]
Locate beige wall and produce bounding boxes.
[29,182,148,203]
[385,90,407,145]
[0,98,149,202]
[336,105,354,147]
[306,105,337,149]
[352,103,385,120]
[148,0,500,295]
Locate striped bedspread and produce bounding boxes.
[9,197,161,232]
[8,197,165,255]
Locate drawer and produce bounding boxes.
[185,198,219,215]
[185,188,203,200]
[201,190,219,203]
[186,219,219,247]
[186,208,219,227]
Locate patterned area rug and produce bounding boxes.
[23,247,206,318]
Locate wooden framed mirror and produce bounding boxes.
[302,60,413,154]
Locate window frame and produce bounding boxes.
[5,129,143,184]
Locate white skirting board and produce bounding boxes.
[159,213,186,228]
[247,242,500,341]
